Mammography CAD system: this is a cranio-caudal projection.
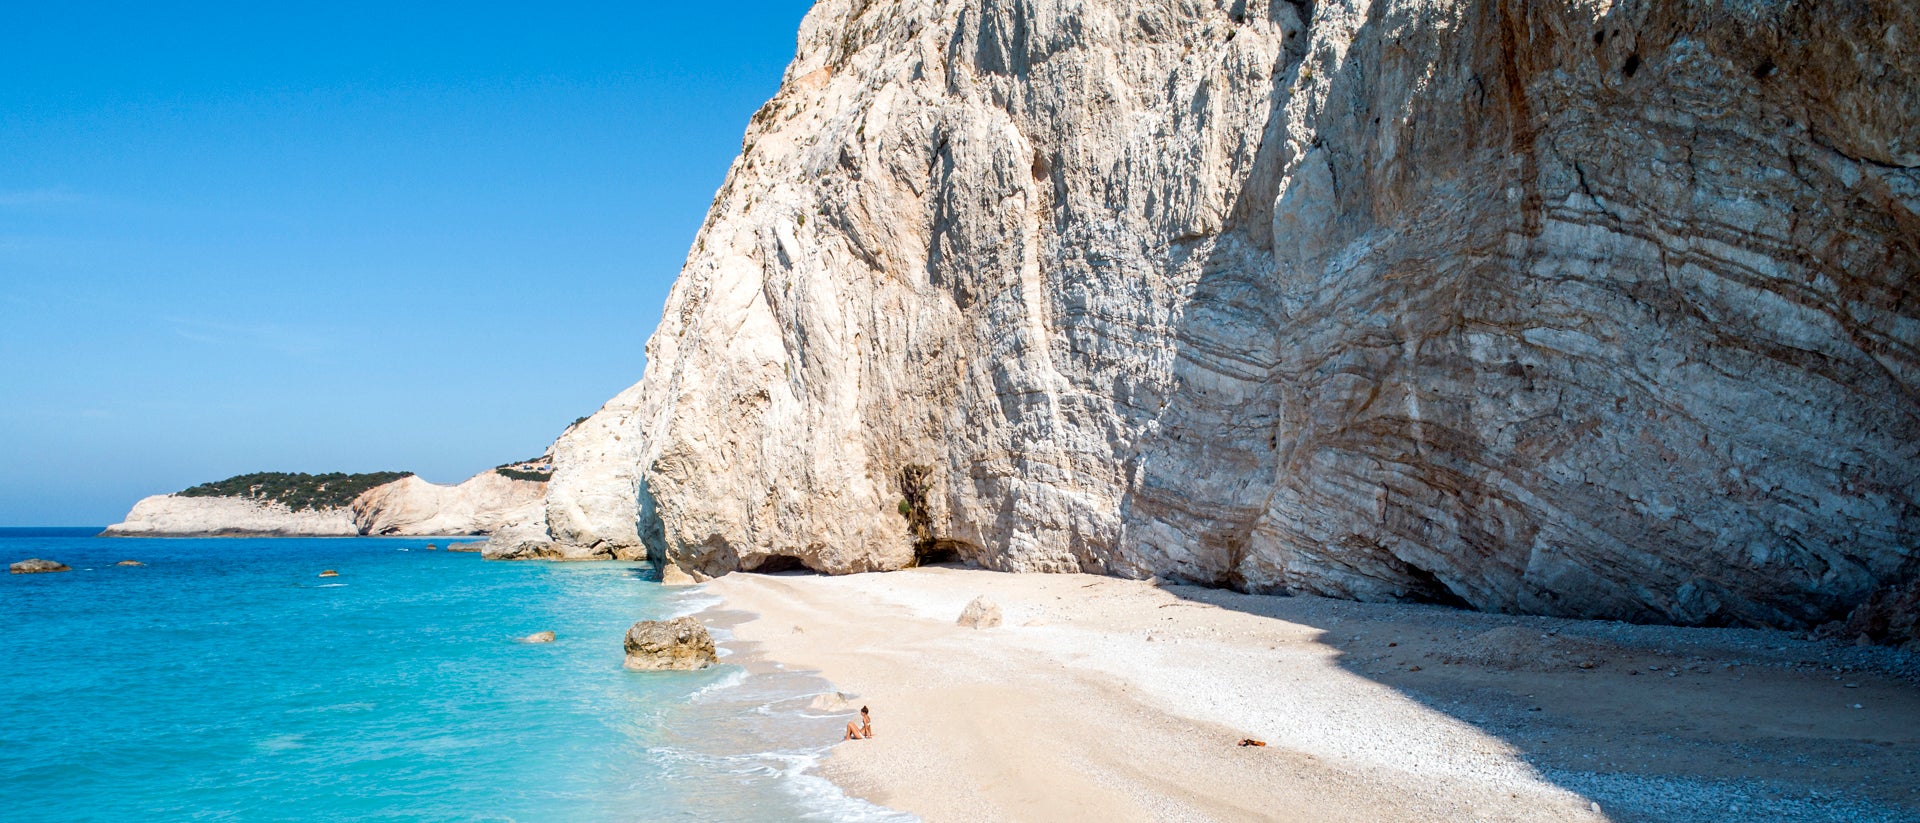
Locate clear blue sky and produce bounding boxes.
[0,2,815,525]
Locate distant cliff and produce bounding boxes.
[103,468,547,538]
[523,0,1916,630]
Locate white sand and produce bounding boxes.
[702,567,1920,822]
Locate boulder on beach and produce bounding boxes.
[318,570,339,578]
[660,564,697,587]
[1819,577,1920,649]
[623,616,717,671]
[957,596,1003,629]
[115,560,145,567]
[10,558,71,574]
[518,631,556,643]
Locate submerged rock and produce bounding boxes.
[114,560,145,567]
[518,631,557,644]
[957,596,1003,629]
[623,616,716,671]
[10,558,70,574]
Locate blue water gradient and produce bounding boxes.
[0,531,898,822]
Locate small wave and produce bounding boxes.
[313,583,348,588]
[770,749,918,822]
[686,668,748,702]
[664,591,724,619]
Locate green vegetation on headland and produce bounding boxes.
[495,468,553,482]
[177,471,413,511]
[493,458,553,482]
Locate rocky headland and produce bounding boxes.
[495,0,1918,634]
[103,466,549,538]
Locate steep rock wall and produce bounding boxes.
[352,472,548,536]
[544,0,1918,628]
[103,495,360,537]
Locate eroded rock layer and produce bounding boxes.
[543,0,1919,628]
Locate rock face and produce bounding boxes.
[10,558,71,574]
[102,495,360,537]
[535,0,1916,629]
[352,472,547,536]
[623,616,718,671]
[1820,577,1920,651]
[957,596,1003,629]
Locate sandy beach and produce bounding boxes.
[703,567,1920,823]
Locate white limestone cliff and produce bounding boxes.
[352,472,547,537]
[103,495,360,537]
[535,0,1916,629]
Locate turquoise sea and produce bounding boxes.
[0,529,907,822]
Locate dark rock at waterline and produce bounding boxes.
[10,558,71,574]
[623,616,716,671]
[318,570,339,578]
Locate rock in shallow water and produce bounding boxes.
[518,631,557,644]
[114,560,144,567]
[318,570,339,578]
[660,564,698,587]
[10,558,70,574]
[623,616,717,671]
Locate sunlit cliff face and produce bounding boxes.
[541,0,1920,629]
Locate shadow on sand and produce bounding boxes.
[1153,581,1920,822]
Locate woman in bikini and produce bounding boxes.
[843,706,873,740]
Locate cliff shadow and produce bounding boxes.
[1112,0,1920,818]
[1148,580,1920,821]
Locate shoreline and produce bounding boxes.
[701,566,1920,823]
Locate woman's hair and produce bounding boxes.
[860,706,869,714]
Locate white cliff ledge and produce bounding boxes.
[102,494,360,537]
[103,469,548,538]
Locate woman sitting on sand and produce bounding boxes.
[843,706,873,740]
